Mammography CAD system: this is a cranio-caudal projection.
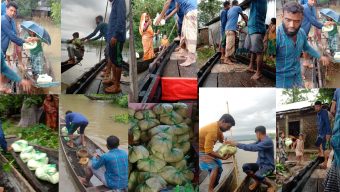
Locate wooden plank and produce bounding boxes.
[85,79,102,94]
[163,59,180,77]
[178,60,198,77]
[218,73,243,87]
[302,178,318,192]
[202,73,218,87]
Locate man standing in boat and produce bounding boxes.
[225,126,276,192]
[66,32,85,64]
[65,111,89,148]
[104,0,126,94]
[199,114,235,192]
[80,135,128,191]
[220,1,230,60]
[81,15,110,80]
[314,101,332,168]
[156,0,198,67]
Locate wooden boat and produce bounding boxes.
[9,145,59,192]
[61,58,83,73]
[122,48,160,74]
[59,130,110,192]
[199,161,237,192]
[235,176,252,192]
[0,153,36,192]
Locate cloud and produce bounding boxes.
[199,88,276,136]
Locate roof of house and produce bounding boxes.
[276,101,314,115]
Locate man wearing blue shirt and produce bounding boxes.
[226,126,275,191]
[65,111,89,148]
[220,1,230,59]
[1,2,32,55]
[224,0,247,64]
[81,136,128,190]
[105,0,126,94]
[156,0,198,67]
[276,2,329,88]
[244,0,267,80]
[300,0,334,68]
[164,0,185,41]
[1,51,31,92]
[314,101,332,167]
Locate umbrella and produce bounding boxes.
[20,21,51,45]
[320,8,340,23]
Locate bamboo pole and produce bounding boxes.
[129,0,138,102]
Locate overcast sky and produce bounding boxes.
[61,0,129,39]
[276,89,318,108]
[199,88,276,136]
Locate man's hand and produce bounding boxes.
[7,146,12,152]
[111,37,117,46]
[19,80,32,92]
[324,21,335,26]
[224,140,237,146]
[222,154,232,160]
[155,17,162,26]
[92,152,100,158]
[320,56,330,66]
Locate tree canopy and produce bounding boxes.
[132,0,177,52]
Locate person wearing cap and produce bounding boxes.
[324,88,340,191]
[314,100,332,167]
[199,114,235,192]
[225,126,275,192]
[66,32,84,64]
[64,111,89,148]
[80,135,128,191]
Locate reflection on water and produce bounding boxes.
[61,43,130,91]
[59,95,128,190]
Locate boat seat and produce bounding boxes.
[86,185,111,192]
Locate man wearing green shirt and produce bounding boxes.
[66,32,85,64]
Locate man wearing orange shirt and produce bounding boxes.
[199,114,235,192]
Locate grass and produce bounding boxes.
[197,46,216,68]
[86,94,128,108]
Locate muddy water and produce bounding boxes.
[59,95,128,190]
[60,44,130,92]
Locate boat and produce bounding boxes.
[61,58,83,73]
[199,161,237,192]
[235,176,252,192]
[59,130,110,192]
[9,144,59,192]
[0,153,36,192]
[122,48,160,74]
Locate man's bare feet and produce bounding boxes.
[251,72,263,80]
[249,181,260,190]
[246,66,255,73]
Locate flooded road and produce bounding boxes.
[59,95,128,190]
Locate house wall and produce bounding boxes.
[276,111,318,149]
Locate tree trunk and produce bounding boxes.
[17,101,43,128]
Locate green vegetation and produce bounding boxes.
[282,89,312,104]
[0,95,45,118]
[175,183,199,192]
[198,0,221,27]
[132,0,177,52]
[50,1,61,25]
[197,46,215,68]
[113,113,129,124]
[86,94,128,108]
[316,88,336,104]
[2,122,58,150]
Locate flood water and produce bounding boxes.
[58,95,128,190]
[60,44,130,92]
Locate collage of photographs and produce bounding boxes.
[0,0,339,192]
